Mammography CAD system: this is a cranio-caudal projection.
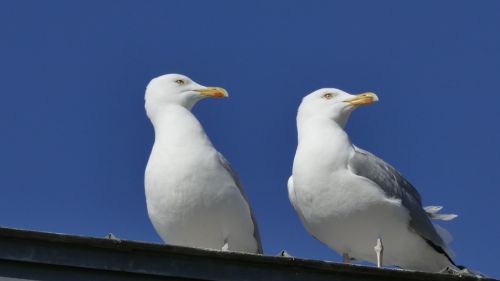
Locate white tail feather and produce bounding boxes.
[431,213,458,221]
[434,224,454,244]
[424,205,443,214]
[434,224,455,258]
[425,205,458,221]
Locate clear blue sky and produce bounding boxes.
[1,0,499,277]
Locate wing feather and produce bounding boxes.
[217,152,263,254]
[349,146,454,261]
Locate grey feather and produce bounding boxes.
[217,152,263,254]
[349,146,452,258]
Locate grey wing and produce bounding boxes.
[217,152,263,254]
[349,146,453,261]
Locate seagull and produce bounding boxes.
[144,73,262,254]
[288,88,458,272]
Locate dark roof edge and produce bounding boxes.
[0,226,494,281]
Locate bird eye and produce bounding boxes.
[323,93,334,99]
[175,79,185,85]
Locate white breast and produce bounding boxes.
[145,105,258,253]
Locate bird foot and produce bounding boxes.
[342,253,351,264]
[440,266,487,278]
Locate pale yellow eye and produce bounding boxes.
[175,79,185,85]
[323,93,333,99]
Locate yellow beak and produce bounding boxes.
[195,87,229,98]
[343,92,379,106]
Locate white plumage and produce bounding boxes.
[288,88,457,272]
[144,73,262,254]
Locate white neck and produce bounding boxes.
[294,116,354,173]
[148,104,213,155]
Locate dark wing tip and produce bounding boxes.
[423,237,456,266]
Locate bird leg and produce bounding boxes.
[342,253,351,264]
[374,237,384,268]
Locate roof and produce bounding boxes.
[0,226,494,281]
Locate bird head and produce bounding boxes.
[298,88,378,127]
[145,73,228,118]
